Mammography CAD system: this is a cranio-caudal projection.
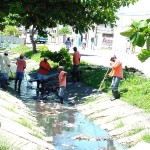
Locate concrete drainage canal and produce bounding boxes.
[7,74,127,150]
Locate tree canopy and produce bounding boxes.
[58,26,72,35]
[120,19,150,62]
[1,0,138,32]
[1,25,20,37]
[0,0,138,51]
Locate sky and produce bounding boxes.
[116,0,150,27]
[118,0,150,15]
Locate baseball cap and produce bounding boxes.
[4,50,9,54]
[58,66,64,70]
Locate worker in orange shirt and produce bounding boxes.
[58,66,67,104]
[72,47,80,82]
[108,55,123,101]
[37,57,51,90]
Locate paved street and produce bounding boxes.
[44,42,150,78]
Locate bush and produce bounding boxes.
[2,25,21,37]
[41,47,72,69]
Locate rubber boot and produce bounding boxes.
[115,91,120,99]
[36,80,40,96]
[6,80,10,85]
[110,90,115,101]
[1,80,7,90]
[18,80,22,93]
[76,70,80,82]
[110,90,120,101]
[59,97,63,104]
[37,80,40,89]
[15,80,18,91]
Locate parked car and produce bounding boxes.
[36,35,48,44]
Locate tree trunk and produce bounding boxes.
[30,26,37,53]
[32,40,37,53]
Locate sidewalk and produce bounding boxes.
[70,46,150,78]
[46,42,150,77]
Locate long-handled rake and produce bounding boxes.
[91,67,110,99]
[98,67,110,91]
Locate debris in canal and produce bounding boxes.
[64,123,74,128]
[72,134,111,141]
[43,136,53,143]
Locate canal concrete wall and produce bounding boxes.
[65,80,150,149]
[76,89,150,150]
[0,48,55,149]
[0,90,55,150]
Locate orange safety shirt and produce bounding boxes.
[108,60,123,79]
[58,71,66,87]
[38,60,51,75]
[73,51,80,65]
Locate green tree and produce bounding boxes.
[1,0,138,52]
[58,26,72,35]
[120,19,150,62]
[2,25,20,37]
[0,1,12,30]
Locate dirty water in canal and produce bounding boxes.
[8,77,127,150]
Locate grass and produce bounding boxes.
[111,116,124,122]
[18,117,45,139]
[3,106,16,112]
[115,121,124,129]
[0,136,18,150]
[12,45,57,67]
[75,93,82,101]
[18,117,32,129]
[11,45,150,113]
[119,74,150,113]
[18,118,45,140]
[85,96,96,104]
[142,133,150,143]
[80,64,150,113]
[0,138,11,150]
[125,128,144,137]
[30,129,44,139]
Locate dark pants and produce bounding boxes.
[15,72,24,92]
[111,76,121,91]
[72,65,80,82]
[15,79,22,92]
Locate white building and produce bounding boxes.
[112,0,150,53]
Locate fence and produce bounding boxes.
[0,35,24,49]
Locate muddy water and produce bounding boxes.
[8,78,127,150]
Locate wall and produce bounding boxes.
[0,35,24,49]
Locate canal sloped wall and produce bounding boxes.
[76,91,150,149]
[0,90,55,150]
